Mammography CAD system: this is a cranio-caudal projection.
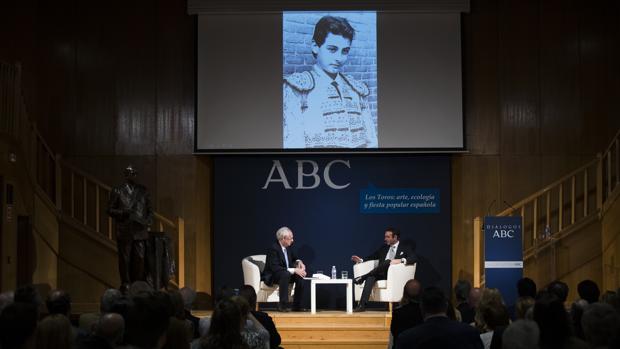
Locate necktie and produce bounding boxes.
[283,248,290,268]
[386,246,396,260]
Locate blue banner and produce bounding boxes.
[360,187,440,214]
[484,216,523,306]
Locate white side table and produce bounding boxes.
[309,278,353,314]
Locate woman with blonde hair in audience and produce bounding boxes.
[35,314,74,349]
[474,288,504,331]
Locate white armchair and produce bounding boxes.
[353,260,417,310]
[242,255,293,305]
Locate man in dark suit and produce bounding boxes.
[240,285,283,349]
[351,228,417,312]
[391,279,424,343]
[262,227,306,312]
[396,286,484,349]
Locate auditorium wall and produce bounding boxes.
[1,0,619,300]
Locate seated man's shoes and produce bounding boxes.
[353,305,366,312]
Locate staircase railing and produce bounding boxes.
[1,61,185,288]
[472,128,620,287]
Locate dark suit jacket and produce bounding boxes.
[262,242,300,286]
[252,310,282,349]
[396,315,483,349]
[391,301,424,340]
[364,242,417,265]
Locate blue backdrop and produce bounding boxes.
[212,155,452,306]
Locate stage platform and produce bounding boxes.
[195,310,392,349]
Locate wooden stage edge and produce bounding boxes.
[194,310,392,349]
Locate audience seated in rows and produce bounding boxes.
[1,279,620,349]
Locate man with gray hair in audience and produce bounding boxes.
[502,320,540,349]
[79,288,123,335]
[581,302,620,349]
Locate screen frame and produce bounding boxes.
[193,11,467,155]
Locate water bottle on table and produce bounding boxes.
[331,265,337,279]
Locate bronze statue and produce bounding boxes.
[107,165,153,288]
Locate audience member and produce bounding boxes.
[600,290,616,305]
[124,293,170,349]
[474,288,504,332]
[502,320,540,349]
[514,297,535,320]
[533,291,588,349]
[232,296,268,349]
[239,285,282,349]
[516,278,537,299]
[168,290,187,319]
[77,312,125,349]
[180,287,201,339]
[35,314,74,349]
[569,299,589,340]
[478,302,509,349]
[580,302,620,349]
[162,317,192,349]
[546,280,569,304]
[0,302,38,349]
[454,280,473,323]
[0,291,15,315]
[79,312,100,336]
[509,278,537,320]
[463,287,482,325]
[391,279,424,344]
[200,298,249,349]
[396,286,483,349]
[576,280,600,304]
[101,289,123,314]
[46,289,72,317]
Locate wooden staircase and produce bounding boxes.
[0,61,186,295]
[272,311,391,349]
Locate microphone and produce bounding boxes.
[486,199,496,217]
[503,200,517,212]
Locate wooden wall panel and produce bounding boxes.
[539,0,581,156]
[498,0,540,156]
[452,155,500,285]
[462,0,500,154]
[577,0,619,154]
[499,155,542,205]
[156,0,196,155]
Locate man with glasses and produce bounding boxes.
[262,227,307,312]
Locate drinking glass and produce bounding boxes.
[341,270,348,279]
[316,270,324,276]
